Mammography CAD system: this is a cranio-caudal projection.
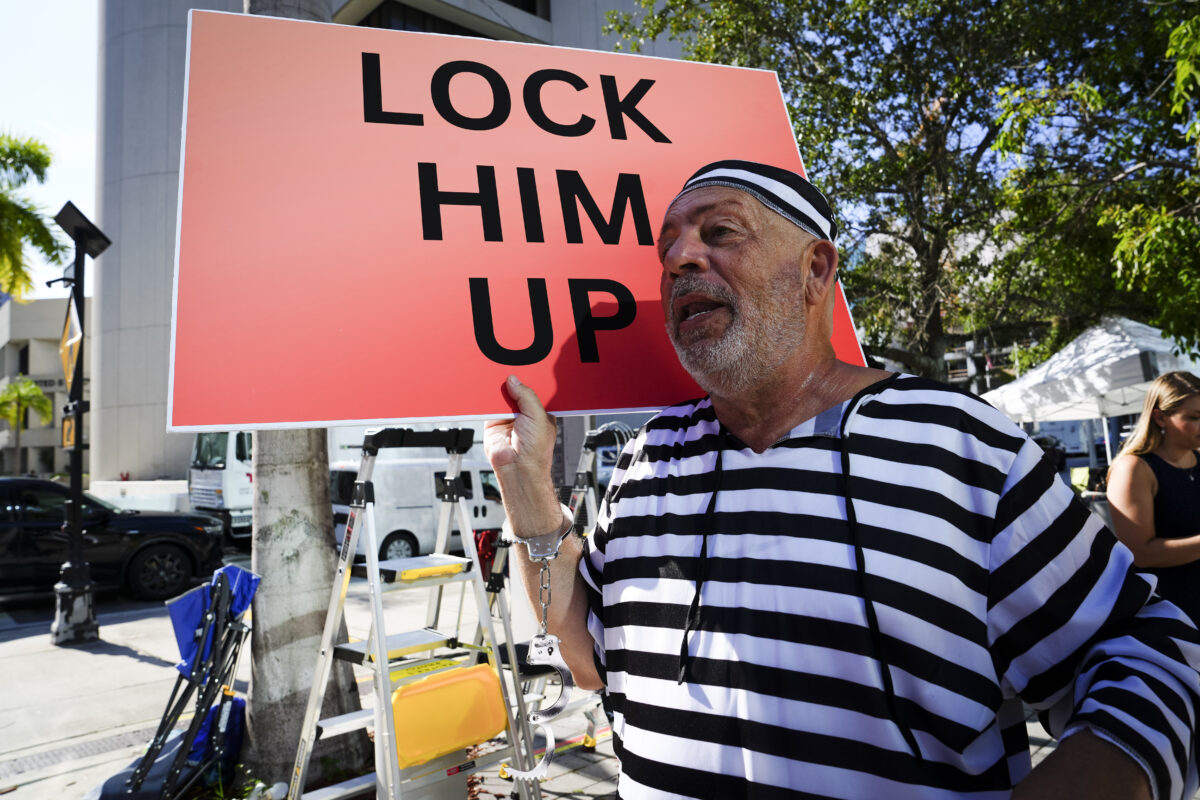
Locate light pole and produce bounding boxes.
[50,201,110,646]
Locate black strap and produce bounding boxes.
[678,438,724,684]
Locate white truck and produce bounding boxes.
[187,431,254,541]
[329,457,505,560]
[188,425,496,549]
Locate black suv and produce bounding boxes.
[0,478,225,600]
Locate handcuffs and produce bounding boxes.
[503,504,576,781]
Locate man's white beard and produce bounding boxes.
[666,274,805,398]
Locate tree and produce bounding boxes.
[992,4,1200,357]
[0,375,54,475]
[0,133,66,300]
[240,0,370,788]
[606,1,1194,376]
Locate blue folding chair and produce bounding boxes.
[116,564,260,799]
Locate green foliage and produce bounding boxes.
[0,375,55,476]
[991,4,1200,361]
[0,375,53,430]
[608,0,1200,375]
[1104,198,1200,357]
[0,132,66,301]
[1010,340,1052,376]
[1170,15,1200,121]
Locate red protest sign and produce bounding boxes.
[169,11,864,430]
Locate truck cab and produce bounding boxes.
[188,431,253,541]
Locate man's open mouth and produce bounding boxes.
[669,280,737,340]
[680,300,724,322]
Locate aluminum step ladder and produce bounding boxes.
[287,427,541,800]
[564,421,635,536]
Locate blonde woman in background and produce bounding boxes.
[1107,371,1200,622]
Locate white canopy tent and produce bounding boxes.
[981,316,1200,461]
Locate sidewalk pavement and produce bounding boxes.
[0,561,619,800]
[0,559,1065,800]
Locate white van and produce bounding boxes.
[329,457,505,560]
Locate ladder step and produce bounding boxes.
[317,708,371,740]
[351,553,473,585]
[334,627,454,665]
[300,746,513,800]
[389,655,469,684]
[300,771,375,800]
[398,745,513,791]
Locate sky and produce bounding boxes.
[1,1,99,299]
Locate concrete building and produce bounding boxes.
[95,0,682,481]
[0,297,91,476]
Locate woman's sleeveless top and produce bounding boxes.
[1138,451,1200,623]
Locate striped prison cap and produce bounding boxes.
[674,160,837,243]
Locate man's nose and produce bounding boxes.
[661,232,708,277]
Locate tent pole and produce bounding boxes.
[1101,415,1113,464]
[1083,419,1098,469]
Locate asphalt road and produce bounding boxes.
[0,544,253,633]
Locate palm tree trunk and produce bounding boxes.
[12,404,22,476]
[244,429,369,785]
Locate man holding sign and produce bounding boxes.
[486,161,1200,799]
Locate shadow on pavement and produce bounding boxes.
[0,593,166,643]
[69,639,178,670]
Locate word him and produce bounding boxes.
[419,163,653,245]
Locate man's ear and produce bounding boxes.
[804,240,839,307]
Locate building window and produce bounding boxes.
[358,1,488,36]
[494,0,549,18]
[356,0,549,34]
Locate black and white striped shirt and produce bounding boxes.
[580,375,1200,799]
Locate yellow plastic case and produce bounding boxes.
[391,664,507,768]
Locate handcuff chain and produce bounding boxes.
[505,507,576,783]
[537,558,552,635]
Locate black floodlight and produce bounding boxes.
[55,201,111,259]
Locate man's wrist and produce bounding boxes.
[504,503,574,559]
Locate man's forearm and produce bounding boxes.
[1013,729,1151,800]
[511,529,603,690]
[483,376,603,690]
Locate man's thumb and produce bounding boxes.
[507,375,546,418]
